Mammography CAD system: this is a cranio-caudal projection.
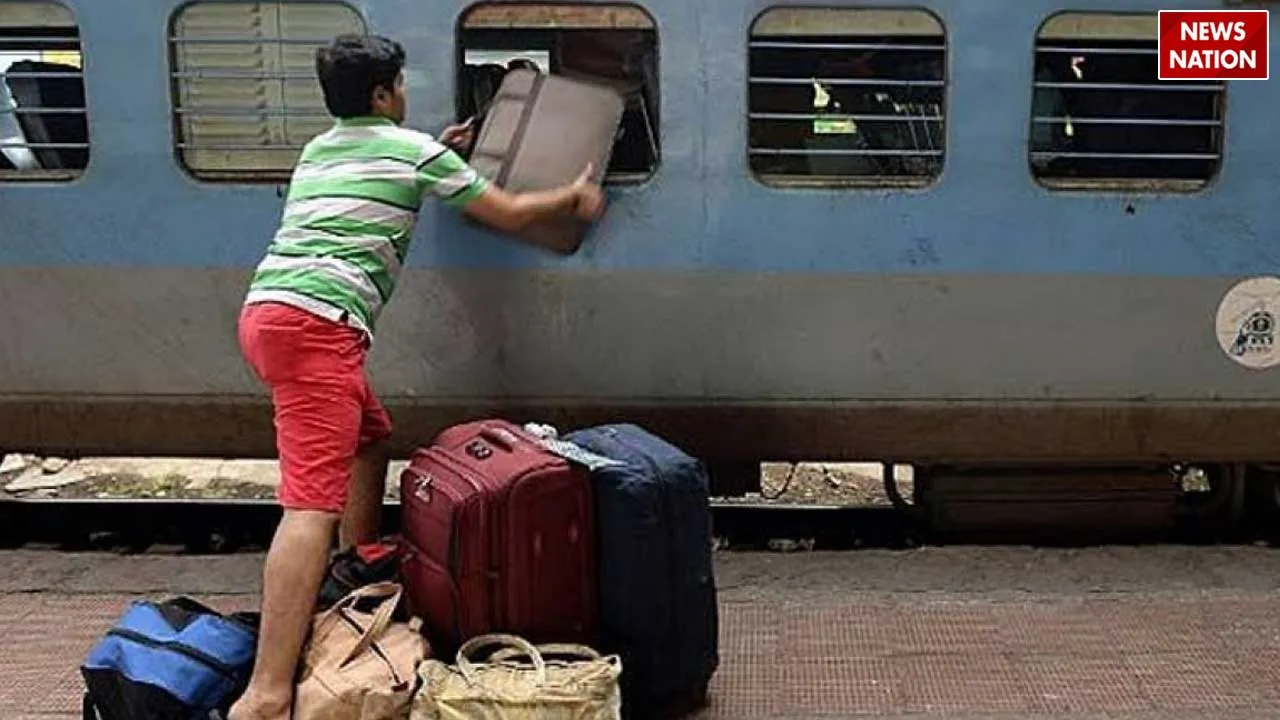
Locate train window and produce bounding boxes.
[0,1,88,181]
[457,3,659,184]
[748,8,946,189]
[1030,13,1225,191]
[169,1,366,181]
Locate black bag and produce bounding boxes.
[317,538,403,615]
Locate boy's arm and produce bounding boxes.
[462,169,603,235]
[417,143,605,235]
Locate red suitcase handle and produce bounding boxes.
[468,425,522,459]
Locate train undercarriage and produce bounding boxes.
[3,397,1280,550]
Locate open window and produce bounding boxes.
[748,8,946,189]
[0,0,87,181]
[457,3,659,184]
[1030,13,1225,192]
[169,1,366,182]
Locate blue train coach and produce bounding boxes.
[0,0,1277,506]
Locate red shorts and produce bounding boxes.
[237,302,392,514]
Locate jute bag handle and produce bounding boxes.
[455,633,548,687]
[488,641,622,693]
[316,581,403,668]
[488,643,607,665]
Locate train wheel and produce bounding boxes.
[1244,465,1280,544]
[1174,463,1246,541]
[0,502,18,549]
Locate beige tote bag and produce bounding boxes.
[295,582,429,720]
[412,633,622,720]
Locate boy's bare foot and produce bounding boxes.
[227,690,291,720]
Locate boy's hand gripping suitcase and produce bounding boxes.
[398,419,598,654]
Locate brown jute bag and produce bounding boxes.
[411,633,622,720]
[294,582,429,720]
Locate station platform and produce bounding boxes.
[5,546,1280,719]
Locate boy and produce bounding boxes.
[229,34,604,720]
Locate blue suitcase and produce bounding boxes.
[562,423,718,718]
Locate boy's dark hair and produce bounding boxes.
[315,34,405,117]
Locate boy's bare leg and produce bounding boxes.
[228,509,338,720]
[340,439,389,548]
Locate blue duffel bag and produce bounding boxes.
[562,423,719,719]
[81,596,258,720]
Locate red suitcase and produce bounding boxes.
[398,419,597,653]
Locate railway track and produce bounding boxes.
[0,498,911,553]
[4,456,1277,553]
[1,492,1269,554]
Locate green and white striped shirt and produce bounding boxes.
[244,115,489,338]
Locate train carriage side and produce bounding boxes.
[0,0,1278,499]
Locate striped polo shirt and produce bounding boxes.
[244,115,489,338]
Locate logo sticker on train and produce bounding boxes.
[1216,277,1280,370]
[1158,9,1269,80]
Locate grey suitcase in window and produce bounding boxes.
[466,69,624,255]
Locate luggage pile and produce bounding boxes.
[80,420,719,720]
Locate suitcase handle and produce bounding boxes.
[477,426,521,453]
